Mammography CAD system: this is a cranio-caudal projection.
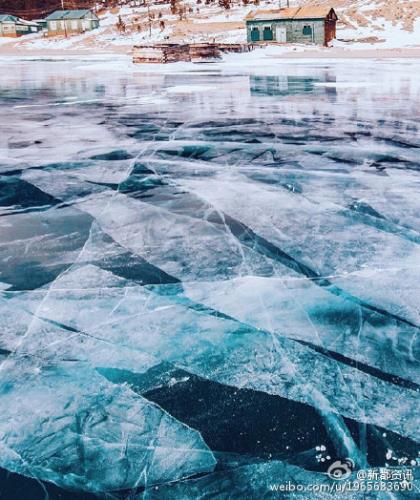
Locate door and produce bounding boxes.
[276,25,287,43]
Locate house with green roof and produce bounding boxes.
[45,10,99,37]
[0,14,42,37]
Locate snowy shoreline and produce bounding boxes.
[1,45,420,66]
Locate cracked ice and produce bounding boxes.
[0,57,419,498]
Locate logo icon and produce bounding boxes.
[327,459,355,480]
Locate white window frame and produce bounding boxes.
[71,20,78,30]
[50,20,57,30]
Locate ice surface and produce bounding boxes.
[141,459,420,500]
[0,58,419,495]
[4,265,418,448]
[182,276,419,382]
[0,359,215,493]
[142,460,339,499]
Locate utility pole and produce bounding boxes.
[147,3,152,37]
[61,0,68,38]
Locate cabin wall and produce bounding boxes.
[47,17,99,36]
[325,19,336,44]
[247,19,330,46]
[1,21,40,37]
[16,24,40,35]
[16,25,29,35]
[0,22,17,37]
[289,19,325,45]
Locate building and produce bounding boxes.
[33,19,48,32]
[246,6,338,46]
[0,14,42,37]
[45,10,99,36]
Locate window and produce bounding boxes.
[303,25,312,36]
[71,20,78,30]
[263,26,273,41]
[250,27,260,42]
[50,21,57,30]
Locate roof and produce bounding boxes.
[246,6,337,22]
[0,14,40,26]
[294,6,336,19]
[16,18,41,27]
[0,14,18,23]
[45,9,95,21]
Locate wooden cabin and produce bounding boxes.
[45,10,99,37]
[246,6,338,46]
[0,14,42,37]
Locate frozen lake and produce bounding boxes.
[0,56,419,498]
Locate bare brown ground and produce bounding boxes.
[299,0,420,32]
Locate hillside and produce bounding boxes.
[0,1,99,19]
[303,0,420,42]
[0,0,419,53]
